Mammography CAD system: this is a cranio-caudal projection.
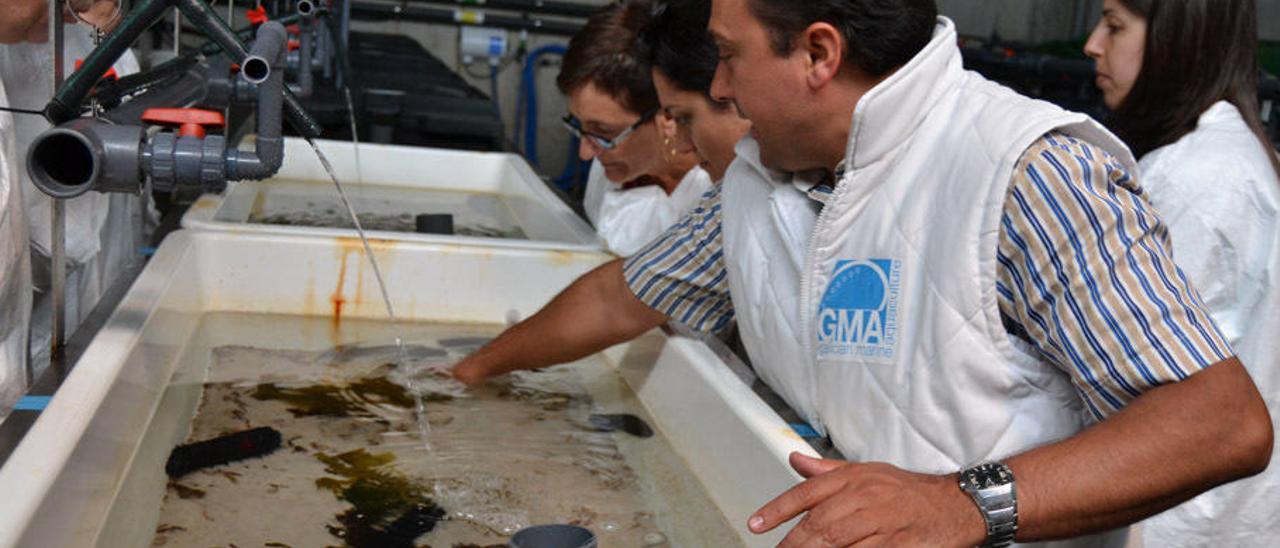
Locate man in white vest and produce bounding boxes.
[454,0,1273,545]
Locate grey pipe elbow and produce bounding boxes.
[242,21,288,84]
[297,0,317,19]
[229,21,288,181]
[26,118,144,198]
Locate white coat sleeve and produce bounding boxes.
[1141,163,1270,346]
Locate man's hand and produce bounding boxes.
[750,452,986,547]
[445,260,668,389]
[451,357,494,387]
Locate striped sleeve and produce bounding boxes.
[996,132,1233,420]
[622,185,734,334]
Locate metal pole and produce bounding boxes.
[173,7,181,56]
[227,0,234,127]
[50,0,67,359]
[339,0,350,90]
[409,0,597,19]
[348,1,585,37]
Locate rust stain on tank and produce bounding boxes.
[189,195,219,212]
[303,271,316,316]
[331,236,398,324]
[332,248,357,332]
[546,250,584,267]
[355,259,366,310]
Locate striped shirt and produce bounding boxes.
[623,132,1232,419]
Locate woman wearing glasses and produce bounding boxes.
[557,0,709,256]
[1084,0,1280,545]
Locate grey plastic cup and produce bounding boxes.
[508,524,598,548]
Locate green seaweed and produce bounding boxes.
[252,383,353,417]
[348,375,419,408]
[314,449,444,546]
[251,371,435,418]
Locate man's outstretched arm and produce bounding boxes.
[453,186,732,385]
[452,259,668,385]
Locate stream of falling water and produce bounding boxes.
[343,86,363,184]
[303,137,434,455]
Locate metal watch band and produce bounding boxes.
[959,462,1018,548]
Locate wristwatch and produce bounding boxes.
[958,462,1018,547]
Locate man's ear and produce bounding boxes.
[801,22,845,90]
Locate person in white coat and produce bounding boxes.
[559,0,708,256]
[454,0,1272,545]
[0,5,148,375]
[0,0,128,420]
[1085,1,1280,545]
[0,57,33,424]
[581,159,712,256]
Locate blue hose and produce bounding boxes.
[490,63,502,135]
[517,44,591,192]
[518,44,566,165]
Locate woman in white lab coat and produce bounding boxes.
[1086,0,1280,545]
[0,1,128,420]
[0,9,148,375]
[0,61,33,423]
[558,0,706,256]
[0,0,55,419]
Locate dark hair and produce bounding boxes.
[746,0,937,77]
[644,0,723,105]
[556,0,659,115]
[1111,0,1280,178]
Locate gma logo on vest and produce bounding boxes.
[816,259,901,361]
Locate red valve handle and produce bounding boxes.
[246,6,269,25]
[74,59,117,81]
[141,108,226,139]
[288,39,300,51]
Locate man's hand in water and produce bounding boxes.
[448,260,669,389]
[450,358,493,387]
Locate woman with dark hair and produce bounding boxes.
[558,0,708,256]
[645,0,751,181]
[1085,1,1280,545]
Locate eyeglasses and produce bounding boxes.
[561,107,659,151]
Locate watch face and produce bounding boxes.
[968,463,1011,489]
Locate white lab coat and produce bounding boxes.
[0,82,33,422]
[1136,101,1280,548]
[0,25,153,375]
[583,161,713,256]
